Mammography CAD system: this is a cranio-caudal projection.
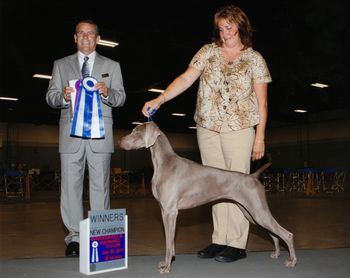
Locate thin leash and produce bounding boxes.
[147,107,157,123]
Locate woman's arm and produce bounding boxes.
[141,66,201,117]
[252,82,268,161]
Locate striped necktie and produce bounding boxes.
[81,56,90,78]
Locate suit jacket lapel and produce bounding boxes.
[68,54,81,80]
[92,53,103,81]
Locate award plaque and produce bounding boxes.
[80,209,128,275]
[68,79,80,115]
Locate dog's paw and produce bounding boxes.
[284,258,297,267]
[158,260,166,268]
[270,250,280,259]
[158,261,171,274]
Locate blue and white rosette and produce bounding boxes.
[70,77,105,139]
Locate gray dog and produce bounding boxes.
[119,122,297,273]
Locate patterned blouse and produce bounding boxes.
[189,43,272,132]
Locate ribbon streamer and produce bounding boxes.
[91,241,99,263]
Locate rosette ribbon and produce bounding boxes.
[70,77,105,139]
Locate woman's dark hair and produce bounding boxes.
[212,5,253,49]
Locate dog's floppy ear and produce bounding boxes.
[144,122,161,148]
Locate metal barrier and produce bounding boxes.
[3,170,25,199]
[111,168,130,195]
[261,168,348,195]
[0,169,148,201]
[1,168,348,201]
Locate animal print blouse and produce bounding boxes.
[189,43,272,132]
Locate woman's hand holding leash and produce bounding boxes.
[142,95,166,117]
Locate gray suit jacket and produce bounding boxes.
[46,52,126,154]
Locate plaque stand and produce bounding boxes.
[80,209,128,275]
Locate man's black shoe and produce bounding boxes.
[197,243,227,258]
[215,247,247,263]
[65,242,79,257]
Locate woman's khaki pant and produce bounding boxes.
[196,125,254,248]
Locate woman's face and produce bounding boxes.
[217,18,240,46]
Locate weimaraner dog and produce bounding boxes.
[119,122,297,273]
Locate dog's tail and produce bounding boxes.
[251,162,272,178]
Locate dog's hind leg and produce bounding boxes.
[269,234,281,259]
[243,206,296,267]
[264,221,296,267]
[236,203,281,260]
[158,210,178,274]
[237,203,280,260]
[236,195,296,267]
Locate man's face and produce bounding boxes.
[74,23,100,55]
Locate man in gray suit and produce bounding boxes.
[46,19,126,257]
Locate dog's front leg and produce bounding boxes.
[158,210,178,274]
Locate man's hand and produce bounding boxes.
[63,86,74,102]
[95,82,108,97]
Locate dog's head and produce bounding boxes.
[118,122,161,150]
